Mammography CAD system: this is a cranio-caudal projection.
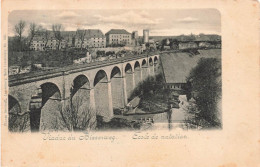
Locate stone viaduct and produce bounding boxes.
[8,54,160,131]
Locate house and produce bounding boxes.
[73,52,92,64]
[19,65,32,74]
[75,29,106,49]
[105,29,132,46]
[9,66,20,75]
[178,42,198,50]
[163,45,171,50]
[198,41,212,48]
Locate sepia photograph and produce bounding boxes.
[7,9,222,132]
[1,0,260,166]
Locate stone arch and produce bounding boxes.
[124,63,134,100]
[94,69,112,119]
[110,66,122,79]
[70,74,92,120]
[71,74,90,97]
[134,61,142,85]
[154,56,159,64]
[134,61,141,70]
[40,82,61,106]
[8,95,21,115]
[125,63,133,73]
[141,59,149,79]
[38,82,62,131]
[142,59,147,67]
[94,70,108,86]
[110,66,124,111]
[8,95,30,132]
[149,57,153,66]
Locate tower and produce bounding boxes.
[143,29,149,43]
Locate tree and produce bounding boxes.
[52,24,64,50]
[40,95,98,132]
[96,50,105,58]
[9,112,30,132]
[186,58,222,128]
[14,20,26,51]
[44,30,50,51]
[76,29,86,50]
[28,23,37,49]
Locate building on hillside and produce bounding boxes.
[30,31,74,51]
[9,66,20,75]
[45,32,63,50]
[30,31,48,51]
[75,29,106,49]
[198,41,213,48]
[105,29,132,46]
[163,45,171,50]
[178,42,198,50]
[61,31,76,48]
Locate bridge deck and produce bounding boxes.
[9,53,157,87]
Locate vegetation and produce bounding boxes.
[128,73,178,112]
[96,116,141,130]
[41,96,97,132]
[186,58,222,128]
[52,24,64,50]
[106,43,126,47]
[8,113,30,132]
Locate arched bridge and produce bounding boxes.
[8,54,160,131]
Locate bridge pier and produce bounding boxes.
[150,64,155,76]
[132,72,136,90]
[142,66,148,80]
[140,68,143,82]
[122,76,128,107]
[89,87,96,111]
[148,66,151,76]
[106,81,113,121]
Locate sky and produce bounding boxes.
[8,9,221,37]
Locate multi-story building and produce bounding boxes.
[75,29,106,49]
[62,31,76,48]
[105,29,132,46]
[45,32,58,50]
[30,31,76,51]
[30,31,48,51]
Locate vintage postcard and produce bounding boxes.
[1,0,259,166]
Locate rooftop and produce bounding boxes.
[160,49,221,83]
[105,29,131,35]
[76,29,105,39]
